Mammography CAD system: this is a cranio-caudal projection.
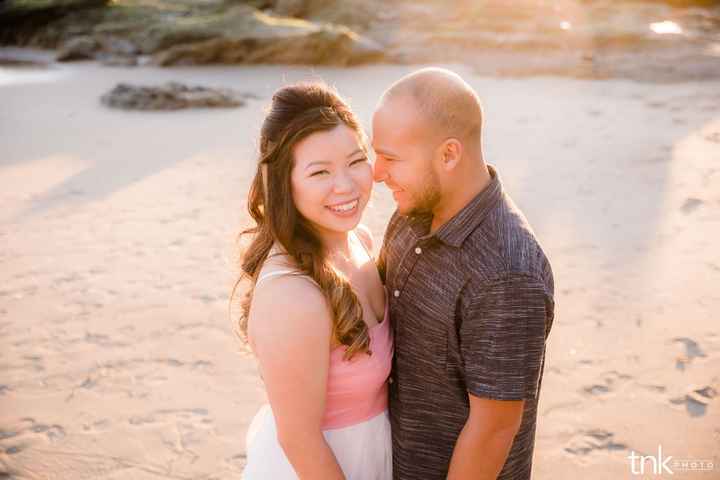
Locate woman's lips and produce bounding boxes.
[325,198,359,217]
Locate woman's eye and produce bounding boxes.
[351,157,368,166]
[310,170,329,177]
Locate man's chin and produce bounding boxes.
[395,194,433,217]
[397,203,425,217]
[395,202,413,216]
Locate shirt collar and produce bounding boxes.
[407,163,503,248]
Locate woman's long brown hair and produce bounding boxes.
[229,82,372,361]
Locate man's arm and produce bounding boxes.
[447,396,524,479]
[447,274,549,479]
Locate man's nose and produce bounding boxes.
[373,158,387,183]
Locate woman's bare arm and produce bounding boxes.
[250,275,345,479]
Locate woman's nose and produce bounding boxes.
[333,169,354,193]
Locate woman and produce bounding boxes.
[231,81,393,479]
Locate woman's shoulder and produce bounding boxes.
[250,258,331,351]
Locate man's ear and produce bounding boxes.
[438,138,463,172]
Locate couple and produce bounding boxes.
[236,67,555,480]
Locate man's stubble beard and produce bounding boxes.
[406,167,442,218]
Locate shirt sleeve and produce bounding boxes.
[460,274,550,401]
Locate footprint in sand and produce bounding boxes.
[82,419,111,432]
[583,384,610,395]
[680,198,704,214]
[669,386,717,417]
[638,383,667,394]
[128,408,211,428]
[672,337,707,370]
[581,370,633,397]
[225,452,247,471]
[646,101,667,109]
[564,429,628,456]
[0,418,66,456]
[704,131,720,143]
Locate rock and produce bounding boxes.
[98,53,137,67]
[151,7,383,66]
[295,0,381,31]
[56,35,98,61]
[272,0,307,17]
[3,0,720,78]
[0,0,109,45]
[98,36,138,56]
[100,82,249,110]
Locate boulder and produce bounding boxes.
[150,7,383,66]
[0,0,108,45]
[100,81,250,110]
[56,35,98,61]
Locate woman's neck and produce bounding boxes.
[319,229,352,262]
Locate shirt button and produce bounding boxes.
[393,289,400,298]
[415,246,422,254]
[388,376,394,384]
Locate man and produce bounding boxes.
[373,67,555,479]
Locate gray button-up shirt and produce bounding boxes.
[378,164,555,480]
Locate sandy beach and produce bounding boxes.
[1,53,719,478]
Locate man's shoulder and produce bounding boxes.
[464,193,554,293]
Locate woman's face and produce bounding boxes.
[290,124,372,238]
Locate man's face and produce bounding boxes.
[371,96,441,216]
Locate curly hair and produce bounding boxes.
[230,81,372,361]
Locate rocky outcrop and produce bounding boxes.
[0,0,718,79]
[149,6,383,66]
[0,0,384,66]
[100,81,253,110]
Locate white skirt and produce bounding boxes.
[241,403,392,480]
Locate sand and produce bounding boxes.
[1,51,719,479]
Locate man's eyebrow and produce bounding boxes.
[373,147,398,157]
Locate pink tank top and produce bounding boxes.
[323,287,393,429]
[253,269,393,431]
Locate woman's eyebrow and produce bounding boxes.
[305,149,366,171]
[346,148,364,158]
[304,160,331,170]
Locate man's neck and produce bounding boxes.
[430,163,492,234]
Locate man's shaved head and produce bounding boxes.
[372,67,489,219]
[379,67,483,144]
